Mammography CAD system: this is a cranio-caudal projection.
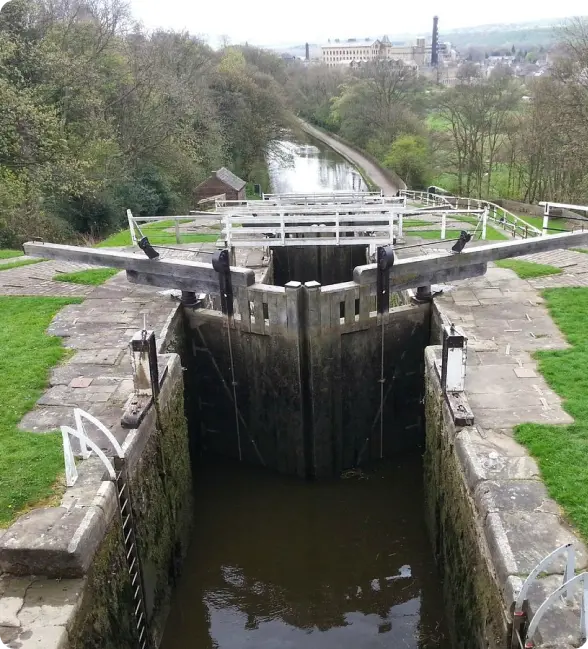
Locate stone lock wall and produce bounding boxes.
[424,346,508,649]
[186,280,430,478]
[0,352,193,649]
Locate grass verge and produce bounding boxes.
[495,259,562,279]
[516,287,588,540]
[54,268,121,286]
[0,296,83,527]
[404,227,507,241]
[97,219,220,247]
[0,250,24,259]
[0,259,45,272]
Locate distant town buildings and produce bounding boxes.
[321,35,455,69]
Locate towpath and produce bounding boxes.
[297,119,400,195]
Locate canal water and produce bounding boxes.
[267,136,368,194]
[160,138,451,649]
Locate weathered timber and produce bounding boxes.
[23,241,255,289]
[354,230,588,287]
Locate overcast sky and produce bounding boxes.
[128,0,587,47]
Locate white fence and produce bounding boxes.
[401,190,543,238]
[220,207,486,248]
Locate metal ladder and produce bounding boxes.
[115,458,149,649]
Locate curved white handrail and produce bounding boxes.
[61,408,125,486]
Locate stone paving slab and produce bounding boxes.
[0,575,83,648]
[0,259,110,297]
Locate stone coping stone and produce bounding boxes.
[425,346,587,648]
[0,354,181,579]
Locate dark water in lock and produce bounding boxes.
[267,135,368,194]
[161,457,450,649]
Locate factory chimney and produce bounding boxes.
[431,16,439,66]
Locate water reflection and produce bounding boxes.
[161,458,450,649]
[268,139,367,194]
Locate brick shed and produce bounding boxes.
[194,167,247,203]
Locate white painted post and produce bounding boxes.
[225,213,231,248]
[397,212,403,239]
[482,207,488,240]
[467,197,471,211]
[62,428,78,487]
[280,210,285,246]
[335,211,340,245]
[389,211,394,241]
[441,324,467,392]
[127,209,137,245]
[543,203,550,237]
[441,212,447,240]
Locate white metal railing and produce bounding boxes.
[126,209,222,246]
[217,195,405,209]
[511,543,587,649]
[540,201,588,236]
[221,207,486,248]
[262,190,384,200]
[401,190,543,239]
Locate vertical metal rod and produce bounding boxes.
[226,316,242,462]
[380,314,385,459]
[542,204,550,237]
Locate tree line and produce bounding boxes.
[0,0,289,246]
[284,18,588,206]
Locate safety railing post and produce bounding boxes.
[127,209,137,246]
[543,204,550,237]
[482,207,488,240]
[280,210,285,246]
[441,212,447,240]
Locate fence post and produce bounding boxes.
[397,212,403,239]
[441,212,446,240]
[174,219,181,244]
[542,204,550,237]
[280,210,285,246]
[482,207,488,240]
[127,209,137,246]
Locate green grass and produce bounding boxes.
[0,259,45,271]
[54,268,121,286]
[0,250,23,259]
[245,182,262,200]
[572,249,588,254]
[402,219,435,227]
[516,287,588,540]
[97,219,220,248]
[495,259,562,279]
[515,213,546,230]
[0,296,84,526]
[404,227,507,241]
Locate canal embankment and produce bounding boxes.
[296,118,406,195]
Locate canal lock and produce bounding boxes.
[157,241,460,649]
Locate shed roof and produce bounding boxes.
[215,167,246,191]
